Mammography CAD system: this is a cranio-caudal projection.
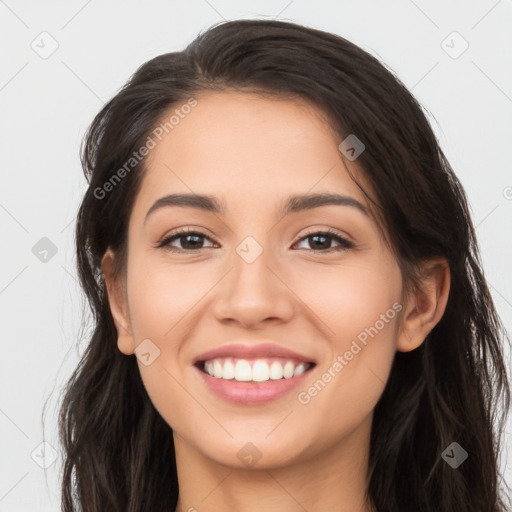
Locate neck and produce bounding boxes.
[173,413,375,512]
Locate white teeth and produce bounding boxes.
[252,360,270,382]
[202,358,312,382]
[205,361,214,376]
[234,360,252,381]
[223,359,235,380]
[269,361,283,380]
[283,361,295,379]
[213,360,223,378]
[293,362,308,376]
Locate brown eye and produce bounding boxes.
[293,230,354,252]
[158,229,216,252]
[157,228,354,253]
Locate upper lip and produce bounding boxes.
[193,343,316,364]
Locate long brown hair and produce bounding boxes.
[58,19,511,511]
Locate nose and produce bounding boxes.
[212,245,295,329]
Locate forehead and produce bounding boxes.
[133,91,370,220]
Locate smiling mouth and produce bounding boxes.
[195,357,316,383]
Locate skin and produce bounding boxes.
[102,90,450,512]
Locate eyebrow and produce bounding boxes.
[144,192,368,223]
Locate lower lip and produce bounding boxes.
[194,365,314,404]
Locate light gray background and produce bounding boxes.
[1,1,511,510]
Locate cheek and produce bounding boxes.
[293,255,402,344]
[124,260,205,430]
[339,263,402,372]
[126,258,210,341]
[293,259,401,413]
[335,270,401,347]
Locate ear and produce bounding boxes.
[397,259,450,352]
[101,248,135,355]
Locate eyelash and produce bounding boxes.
[157,227,355,253]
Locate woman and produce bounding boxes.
[58,19,511,512]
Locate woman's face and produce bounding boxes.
[110,91,405,468]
